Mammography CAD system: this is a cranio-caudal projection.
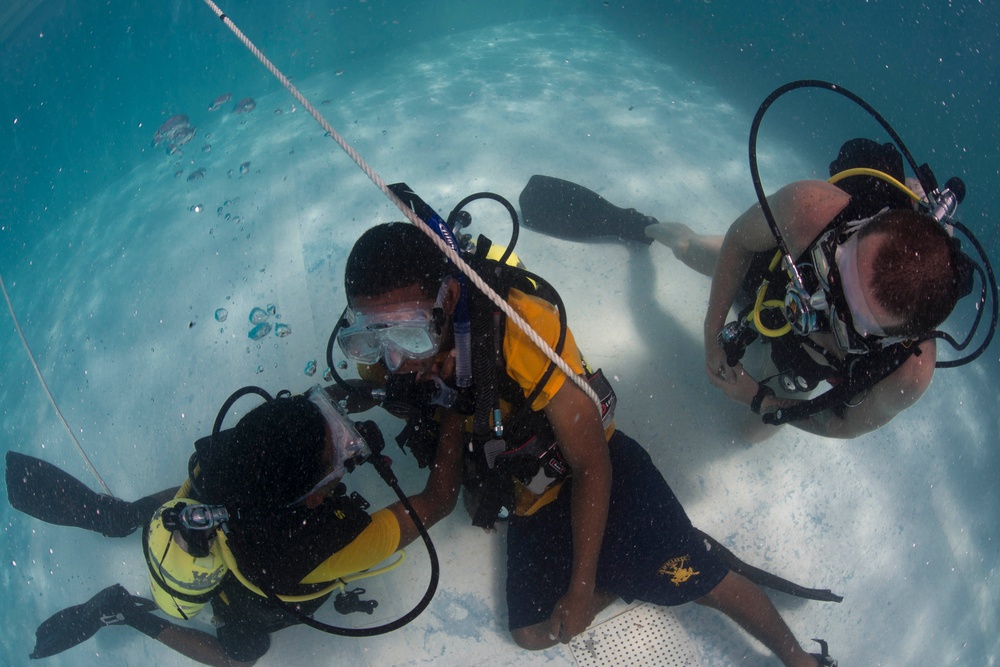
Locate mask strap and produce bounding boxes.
[836,233,886,338]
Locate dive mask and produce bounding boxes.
[337,280,449,371]
[290,385,372,505]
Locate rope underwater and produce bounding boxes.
[200,0,601,409]
[0,272,112,494]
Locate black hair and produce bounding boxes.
[345,222,451,301]
[198,395,328,509]
[861,209,962,337]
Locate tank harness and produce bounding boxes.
[732,167,928,426]
[459,236,616,529]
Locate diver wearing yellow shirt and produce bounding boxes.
[338,222,836,667]
[10,383,463,666]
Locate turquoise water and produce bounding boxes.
[2,2,998,666]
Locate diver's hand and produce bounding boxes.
[707,361,759,406]
[705,333,737,385]
[546,587,597,645]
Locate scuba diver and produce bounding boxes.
[518,82,995,445]
[332,219,839,667]
[645,137,972,442]
[6,384,462,665]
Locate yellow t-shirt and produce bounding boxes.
[175,479,402,587]
[503,288,586,411]
[300,508,401,583]
[500,289,615,516]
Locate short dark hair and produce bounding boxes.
[861,209,962,337]
[198,395,328,508]
[344,222,451,301]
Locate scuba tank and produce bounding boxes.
[144,499,230,620]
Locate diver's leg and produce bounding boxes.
[739,410,784,444]
[155,625,257,667]
[132,487,182,521]
[5,451,178,537]
[695,571,818,667]
[644,223,722,276]
[510,588,617,650]
[31,583,253,667]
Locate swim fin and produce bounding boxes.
[518,174,656,244]
[30,584,157,659]
[5,451,149,538]
[695,529,843,603]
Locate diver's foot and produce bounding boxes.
[94,494,143,538]
[644,221,697,258]
[89,583,140,625]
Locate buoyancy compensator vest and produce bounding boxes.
[730,139,924,424]
[462,236,617,528]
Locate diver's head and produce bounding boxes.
[857,209,963,337]
[199,391,371,509]
[345,222,451,301]
[214,395,329,508]
[341,223,460,374]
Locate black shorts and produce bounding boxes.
[505,431,728,630]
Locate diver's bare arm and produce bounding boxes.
[706,182,850,383]
[389,410,465,548]
[543,381,612,642]
[706,181,848,337]
[705,189,792,376]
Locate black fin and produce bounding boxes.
[518,175,655,244]
[696,529,844,603]
[30,584,154,659]
[6,451,140,537]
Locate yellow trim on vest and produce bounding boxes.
[214,522,406,603]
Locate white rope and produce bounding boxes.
[1,272,113,494]
[202,1,601,409]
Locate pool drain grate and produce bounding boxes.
[568,604,701,667]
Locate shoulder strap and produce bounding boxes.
[466,238,565,435]
[464,240,568,529]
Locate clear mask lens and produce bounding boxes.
[337,305,441,367]
[289,386,372,506]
